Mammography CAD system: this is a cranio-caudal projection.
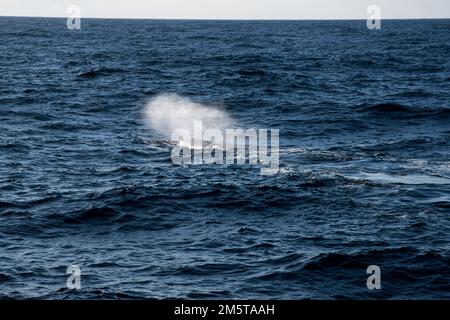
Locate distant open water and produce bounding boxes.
[0,17,449,299]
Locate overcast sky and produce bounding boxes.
[1,0,449,19]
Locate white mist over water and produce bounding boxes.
[143,93,235,141]
[143,93,279,175]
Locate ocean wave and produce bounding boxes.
[76,68,125,79]
[360,103,450,119]
[61,207,119,224]
[0,110,54,121]
[254,247,449,284]
[237,68,267,76]
[343,172,450,185]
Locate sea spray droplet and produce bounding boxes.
[143,94,235,139]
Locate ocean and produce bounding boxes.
[0,17,449,299]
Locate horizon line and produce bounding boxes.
[1,15,450,21]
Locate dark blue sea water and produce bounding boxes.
[0,17,449,299]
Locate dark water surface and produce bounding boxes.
[0,17,449,299]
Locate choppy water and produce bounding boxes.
[0,17,449,299]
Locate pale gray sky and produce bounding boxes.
[1,0,449,19]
